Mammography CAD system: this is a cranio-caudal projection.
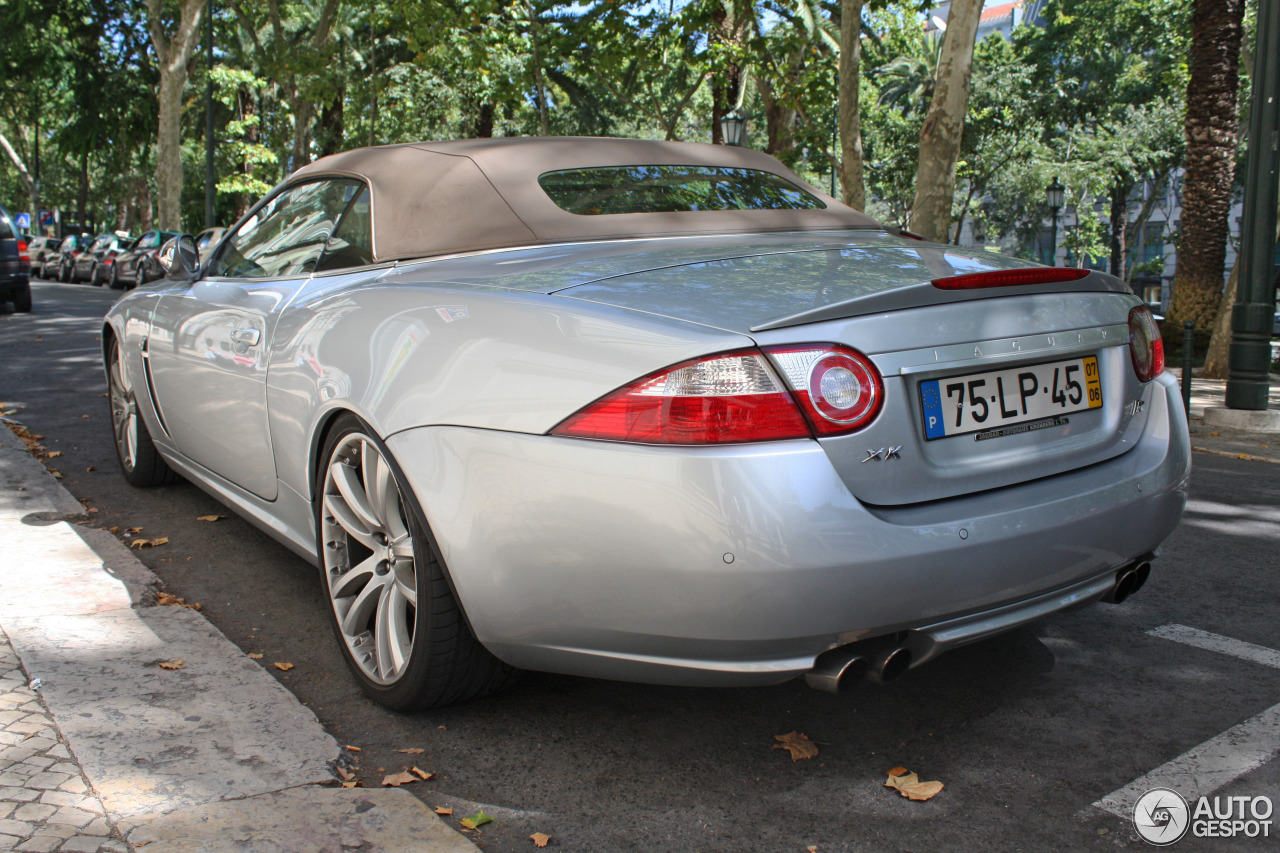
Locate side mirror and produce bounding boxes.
[158,235,199,281]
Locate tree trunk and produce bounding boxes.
[474,102,495,138]
[757,74,796,157]
[908,0,982,241]
[319,89,345,156]
[0,131,39,219]
[837,0,866,210]
[528,0,551,136]
[77,150,89,229]
[1202,187,1280,378]
[148,0,207,231]
[1165,0,1245,339]
[1109,178,1128,278]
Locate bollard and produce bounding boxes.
[1181,321,1194,419]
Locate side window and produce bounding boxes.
[314,186,374,273]
[139,232,160,250]
[213,179,363,278]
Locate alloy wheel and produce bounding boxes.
[108,342,137,471]
[321,433,418,685]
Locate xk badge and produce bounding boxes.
[862,446,902,463]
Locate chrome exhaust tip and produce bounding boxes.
[805,647,868,694]
[865,644,912,684]
[1103,559,1152,604]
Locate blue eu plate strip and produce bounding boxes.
[920,379,946,439]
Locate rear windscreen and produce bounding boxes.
[0,212,13,239]
[538,166,825,215]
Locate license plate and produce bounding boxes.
[919,356,1102,440]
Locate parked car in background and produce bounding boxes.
[106,138,1190,709]
[110,229,179,289]
[0,203,31,312]
[73,232,132,285]
[42,234,92,281]
[28,235,60,267]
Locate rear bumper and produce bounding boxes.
[388,372,1190,686]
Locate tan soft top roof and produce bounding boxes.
[289,137,881,262]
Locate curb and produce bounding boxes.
[0,433,480,853]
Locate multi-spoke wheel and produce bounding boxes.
[107,335,177,487]
[317,414,515,709]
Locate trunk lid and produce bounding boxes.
[548,234,1147,506]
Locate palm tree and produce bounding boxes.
[874,30,942,115]
[1165,0,1246,344]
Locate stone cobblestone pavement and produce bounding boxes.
[0,633,129,853]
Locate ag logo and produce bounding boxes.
[1133,788,1190,845]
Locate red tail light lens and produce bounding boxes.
[932,267,1090,290]
[17,239,29,263]
[1128,305,1164,381]
[765,344,884,434]
[550,350,810,444]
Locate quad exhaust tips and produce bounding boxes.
[1103,559,1152,605]
[805,637,912,694]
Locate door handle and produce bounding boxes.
[230,328,260,346]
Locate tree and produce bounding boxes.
[1165,0,1246,341]
[908,0,981,241]
[148,0,208,230]
[837,0,866,208]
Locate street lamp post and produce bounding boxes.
[720,109,746,147]
[1045,176,1065,266]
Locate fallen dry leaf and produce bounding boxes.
[126,526,143,534]
[397,747,425,754]
[884,768,944,801]
[887,767,909,777]
[411,766,433,780]
[460,811,493,830]
[435,806,453,815]
[248,653,264,660]
[336,767,356,782]
[41,450,62,458]
[50,470,62,478]
[130,537,169,550]
[341,780,359,788]
[1209,431,1220,436]
[381,771,418,787]
[531,832,551,848]
[156,592,201,611]
[807,847,818,853]
[274,662,294,671]
[158,660,184,670]
[197,515,226,522]
[773,731,818,761]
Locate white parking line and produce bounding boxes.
[1148,623,1280,671]
[1093,624,1280,819]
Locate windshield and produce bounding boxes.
[538,165,825,216]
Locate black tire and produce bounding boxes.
[109,265,123,290]
[316,413,517,710]
[39,259,49,280]
[91,264,103,286]
[12,284,32,313]
[59,261,71,283]
[107,335,178,487]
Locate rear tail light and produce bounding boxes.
[932,267,1090,290]
[764,344,884,434]
[1128,305,1164,381]
[17,239,29,263]
[550,350,810,444]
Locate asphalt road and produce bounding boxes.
[3,277,1279,852]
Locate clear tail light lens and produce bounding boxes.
[550,350,811,444]
[764,344,884,434]
[1128,305,1164,381]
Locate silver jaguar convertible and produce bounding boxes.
[103,138,1190,709]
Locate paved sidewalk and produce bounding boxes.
[0,433,480,853]
[1171,368,1280,463]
